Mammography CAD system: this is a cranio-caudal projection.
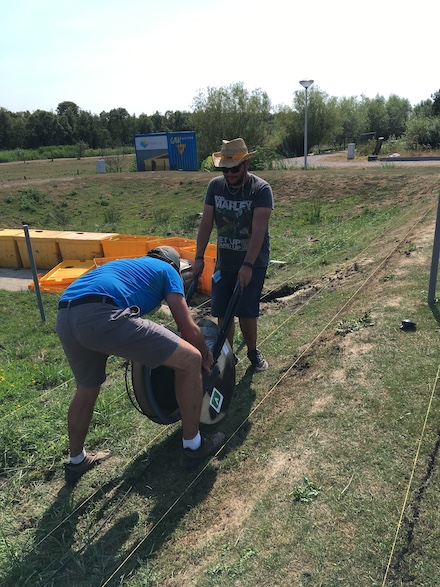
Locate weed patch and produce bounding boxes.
[18,187,46,212]
[290,477,322,502]
[335,310,374,335]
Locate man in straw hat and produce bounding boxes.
[193,138,274,371]
[56,246,226,483]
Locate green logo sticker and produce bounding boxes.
[210,387,224,413]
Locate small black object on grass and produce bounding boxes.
[400,319,416,331]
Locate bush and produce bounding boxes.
[250,147,284,170]
[403,115,440,149]
[200,155,214,172]
[18,188,45,212]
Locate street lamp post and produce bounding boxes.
[299,79,314,169]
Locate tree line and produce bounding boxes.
[1,83,440,162]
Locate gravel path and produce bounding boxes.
[286,152,440,167]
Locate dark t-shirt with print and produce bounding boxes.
[205,173,274,271]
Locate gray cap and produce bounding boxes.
[147,246,181,275]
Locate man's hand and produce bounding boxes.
[167,292,213,368]
[192,258,205,279]
[201,349,214,372]
[238,264,253,290]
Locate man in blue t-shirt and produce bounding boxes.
[193,138,274,372]
[56,246,225,483]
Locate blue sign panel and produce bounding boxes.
[134,132,198,172]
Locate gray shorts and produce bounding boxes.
[56,303,180,388]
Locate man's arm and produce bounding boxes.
[196,203,215,255]
[166,292,213,371]
[244,207,272,265]
[193,203,215,276]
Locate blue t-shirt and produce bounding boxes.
[59,256,184,316]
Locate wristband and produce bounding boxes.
[242,261,254,269]
[195,255,204,260]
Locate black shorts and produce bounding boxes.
[211,267,267,318]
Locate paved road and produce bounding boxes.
[0,267,47,291]
[286,152,440,168]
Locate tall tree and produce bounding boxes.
[25,110,65,147]
[431,89,440,116]
[56,101,81,143]
[190,82,273,159]
[150,111,167,133]
[386,94,412,137]
[359,95,389,138]
[76,110,100,148]
[0,108,14,150]
[413,99,433,117]
[271,105,302,157]
[9,112,28,149]
[164,110,192,132]
[99,108,133,146]
[136,113,154,135]
[334,96,367,147]
[293,86,339,153]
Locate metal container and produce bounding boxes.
[167,131,198,171]
[134,131,198,172]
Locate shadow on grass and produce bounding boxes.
[218,363,258,453]
[429,301,440,325]
[2,371,256,587]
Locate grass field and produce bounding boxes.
[1,159,440,586]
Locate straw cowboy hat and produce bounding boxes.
[212,138,257,168]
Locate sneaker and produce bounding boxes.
[247,349,268,372]
[64,450,111,484]
[180,432,226,468]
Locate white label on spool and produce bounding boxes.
[210,387,224,413]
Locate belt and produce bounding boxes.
[58,295,118,309]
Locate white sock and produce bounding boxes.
[68,449,86,464]
[182,431,202,451]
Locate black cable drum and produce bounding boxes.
[130,318,236,425]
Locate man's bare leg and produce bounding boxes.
[67,385,101,458]
[238,316,257,352]
[162,338,203,440]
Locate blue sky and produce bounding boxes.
[1,0,437,115]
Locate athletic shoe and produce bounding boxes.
[180,432,226,468]
[247,349,268,372]
[64,450,111,484]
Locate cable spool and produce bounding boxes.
[128,280,241,426]
[129,318,236,425]
[199,318,236,424]
[130,358,180,425]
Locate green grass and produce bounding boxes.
[0,145,134,164]
[0,161,440,586]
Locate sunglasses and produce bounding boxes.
[220,163,244,174]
